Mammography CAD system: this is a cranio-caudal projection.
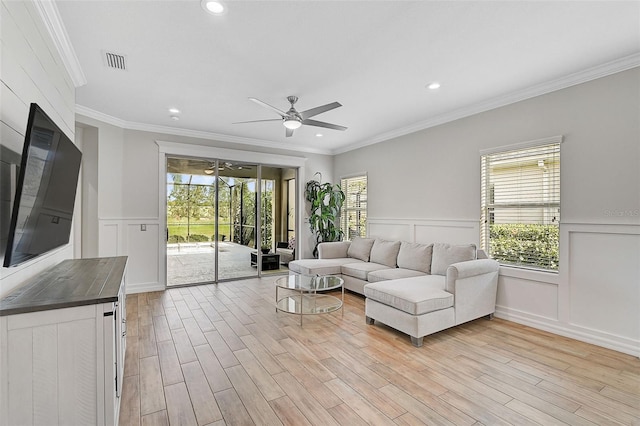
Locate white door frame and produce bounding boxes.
[156,141,307,288]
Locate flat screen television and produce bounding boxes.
[3,103,82,268]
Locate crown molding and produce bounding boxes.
[333,53,640,155]
[76,105,127,127]
[75,105,333,155]
[33,0,87,87]
[76,53,639,157]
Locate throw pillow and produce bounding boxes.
[431,243,476,275]
[370,239,401,268]
[287,237,295,250]
[397,242,433,273]
[347,237,375,261]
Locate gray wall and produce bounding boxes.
[336,68,639,224]
[334,68,640,356]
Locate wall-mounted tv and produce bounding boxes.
[3,103,82,268]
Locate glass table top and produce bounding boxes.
[275,274,344,292]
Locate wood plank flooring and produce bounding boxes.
[119,277,640,426]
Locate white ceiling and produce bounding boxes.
[56,1,640,155]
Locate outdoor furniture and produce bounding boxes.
[276,241,295,264]
[250,251,280,270]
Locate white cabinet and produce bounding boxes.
[0,257,127,426]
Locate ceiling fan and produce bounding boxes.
[234,96,347,137]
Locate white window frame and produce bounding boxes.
[340,173,367,240]
[480,136,562,272]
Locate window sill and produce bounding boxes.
[498,265,560,285]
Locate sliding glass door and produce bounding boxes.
[166,163,218,285]
[166,157,295,286]
[219,161,259,281]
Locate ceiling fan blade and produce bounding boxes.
[232,119,281,124]
[300,102,342,120]
[302,119,347,131]
[285,128,294,137]
[249,97,288,117]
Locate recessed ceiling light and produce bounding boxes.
[168,107,180,114]
[201,0,226,15]
[316,133,323,137]
[427,82,441,90]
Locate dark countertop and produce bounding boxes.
[0,256,127,316]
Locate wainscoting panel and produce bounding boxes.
[98,219,162,293]
[496,275,559,321]
[126,224,160,288]
[414,221,479,246]
[567,229,640,341]
[367,221,411,242]
[368,218,479,245]
[497,223,640,357]
[99,223,119,257]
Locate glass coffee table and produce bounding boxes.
[275,274,344,326]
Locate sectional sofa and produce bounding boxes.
[288,237,499,346]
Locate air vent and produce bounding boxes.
[104,52,126,70]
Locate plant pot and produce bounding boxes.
[261,248,270,254]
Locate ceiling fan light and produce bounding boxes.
[283,117,302,130]
[204,169,214,175]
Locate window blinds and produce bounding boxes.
[340,175,367,240]
[481,142,560,271]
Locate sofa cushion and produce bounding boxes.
[318,241,350,259]
[370,239,401,268]
[341,262,391,280]
[364,276,452,315]
[289,258,361,276]
[431,243,476,276]
[367,268,426,283]
[397,242,433,273]
[347,237,375,261]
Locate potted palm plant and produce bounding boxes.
[305,175,345,257]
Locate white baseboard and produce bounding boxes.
[495,305,639,358]
[126,281,164,294]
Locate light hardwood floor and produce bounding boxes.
[119,277,640,426]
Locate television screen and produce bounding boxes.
[3,103,82,268]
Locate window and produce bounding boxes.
[286,178,296,241]
[481,138,561,271]
[341,175,367,240]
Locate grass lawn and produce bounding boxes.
[168,222,231,241]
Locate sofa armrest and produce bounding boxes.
[446,259,499,324]
[447,259,499,283]
[318,241,351,259]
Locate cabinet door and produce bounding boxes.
[3,305,98,426]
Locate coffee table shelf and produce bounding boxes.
[275,275,344,325]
